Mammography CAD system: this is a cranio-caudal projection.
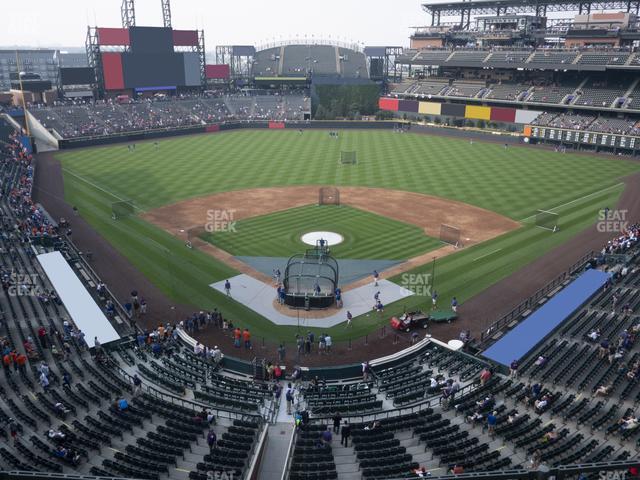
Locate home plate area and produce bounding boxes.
[210,274,414,328]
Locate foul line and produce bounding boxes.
[518,182,624,222]
[62,168,141,211]
[473,248,502,262]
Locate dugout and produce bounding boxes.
[283,251,338,309]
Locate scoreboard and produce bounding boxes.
[528,125,639,151]
[98,26,201,91]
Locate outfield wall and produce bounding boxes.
[378,96,543,125]
[56,120,399,149]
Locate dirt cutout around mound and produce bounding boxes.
[142,186,520,292]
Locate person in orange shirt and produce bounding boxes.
[233,328,241,348]
[242,328,252,350]
[3,353,12,374]
[16,354,27,374]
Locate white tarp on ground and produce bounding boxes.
[210,274,414,328]
[37,251,120,348]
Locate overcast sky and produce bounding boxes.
[0,0,437,50]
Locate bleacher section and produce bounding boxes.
[526,84,577,105]
[252,47,281,77]
[338,47,368,78]
[485,51,533,66]
[253,44,368,79]
[0,126,269,480]
[484,83,530,101]
[528,51,580,66]
[573,81,627,108]
[445,81,486,98]
[30,94,310,139]
[577,52,630,65]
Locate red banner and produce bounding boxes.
[379,97,399,111]
[490,107,517,123]
[172,30,199,46]
[205,124,220,133]
[102,53,125,90]
[205,64,230,80]
[269,121,286,129]
[97,27,130,46]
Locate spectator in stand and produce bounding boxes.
[534,356,546,367]
[206,429,217,452]
[487,410,498,436]
[509,360,519,378]
[341,420,351,447]
[318,427,332,448]
[594,384,612,397]
[242,328,251,349]
[332,412,342,433]
[479,367,492,385]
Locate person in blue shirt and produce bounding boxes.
[451,297,458,313]
[487,411,497,436]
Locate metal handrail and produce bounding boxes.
[307,381,478,424]
[109,357,264,423]
[280,425,298,480]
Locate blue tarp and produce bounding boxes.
[482,268,610,366]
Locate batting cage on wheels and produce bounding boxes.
[111,201,135,220]
[440,224,462,247]
[283,251,339,309]
[340,151,357,165]
[319,187,340,206]
[535,210,560,232]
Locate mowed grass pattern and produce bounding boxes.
[58,130,638,342]
[58,130,640,219]
[202,205,443,259]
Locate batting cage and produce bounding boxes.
[318,187,341,206]
[535,210,560,232]
[111,201,136,220]
[440,224,462,247]
[283,251,339,309]
[340,151,357,165]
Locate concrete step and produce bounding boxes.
[336,462,359,474]
[337,472,361,480]
[412,451,433,464]
[333,446,355,456]
[168,467,191,480]
[400,437,420,448]
[334,455,356,465]
[395,429,414,441]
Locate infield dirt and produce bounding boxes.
[141,186,520,289]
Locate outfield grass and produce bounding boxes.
[58,130,639,344]
[201,204,443,259]
[59,130,638,218]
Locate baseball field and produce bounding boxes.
[56,129,639,343]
